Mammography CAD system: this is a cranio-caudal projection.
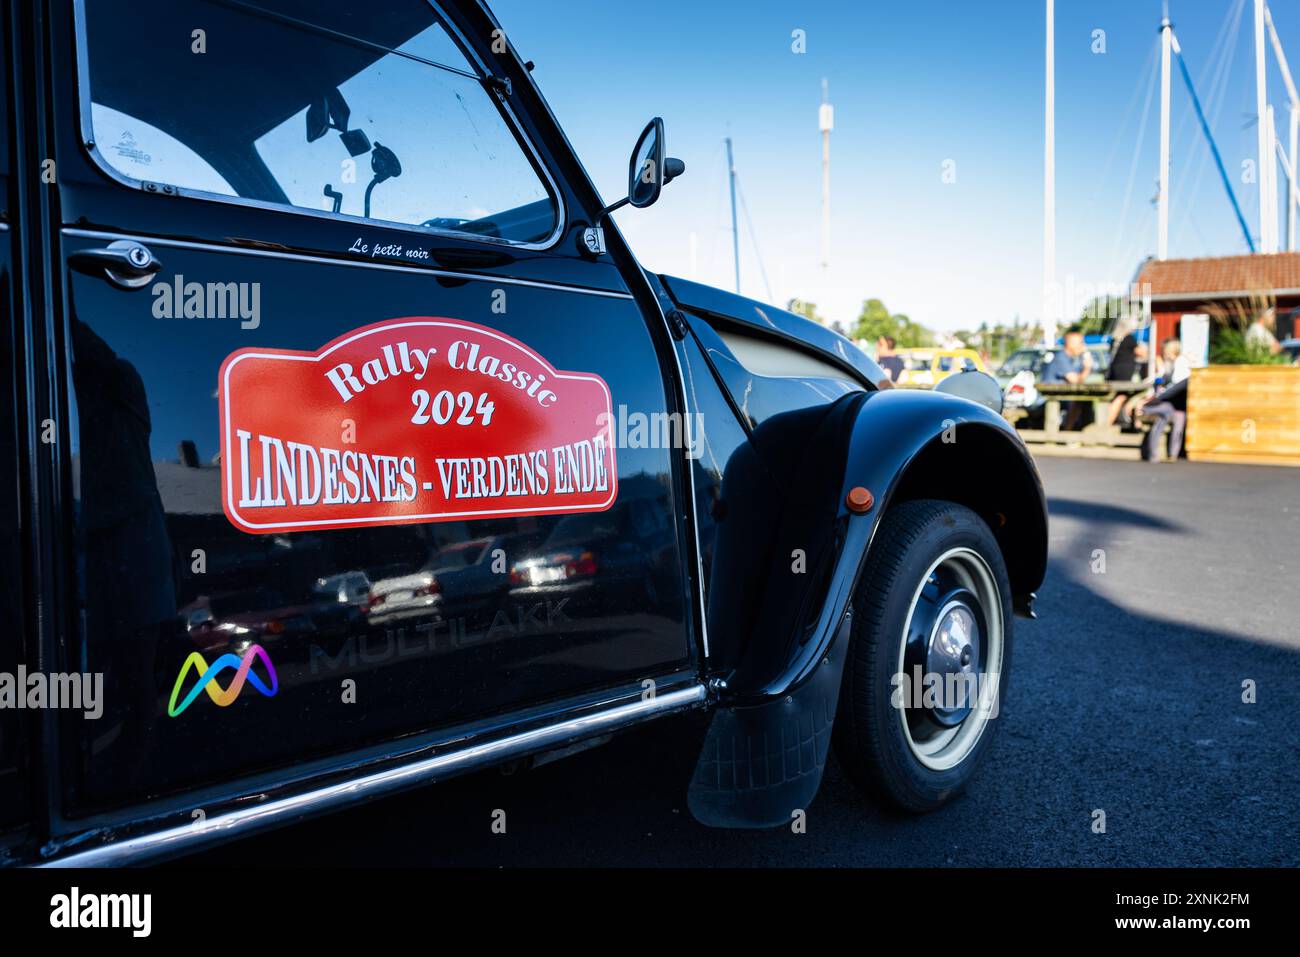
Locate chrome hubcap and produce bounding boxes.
[897,547,1003,771]
[925,598,982,726]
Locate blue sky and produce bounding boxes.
[492,0,1298,333]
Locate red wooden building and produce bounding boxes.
[1136,252,1300,346]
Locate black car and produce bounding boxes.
[0,0,1046,864]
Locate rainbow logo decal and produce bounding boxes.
[168,644,279,717]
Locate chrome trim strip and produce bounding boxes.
[70,0,567,252]
[38,684,706,867]
[670,334,711,662]
[61,228,633,299]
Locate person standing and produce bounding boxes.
[1245,308,1283,357]
[875,336,904,383]
[1105,325,1148,426]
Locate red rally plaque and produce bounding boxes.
[219,317,617,534]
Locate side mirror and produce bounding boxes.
[629,118,666,208]
[934,369,1004,415]
[598,117,685,222]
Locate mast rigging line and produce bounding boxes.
[1175,0,1246,243]
[734,175,773,303]
[1171,31,1257,252]
[1106,36,1160,282]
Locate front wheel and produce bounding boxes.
[833,499,1013,812]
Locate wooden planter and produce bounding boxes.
[1187,365,1300,467]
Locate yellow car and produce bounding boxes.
[894,348,987,388]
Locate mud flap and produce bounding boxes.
[688,611,853,828]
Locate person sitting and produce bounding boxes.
[1042,329,1094,430]
[1137,337,1190,462]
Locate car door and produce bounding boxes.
[46,0,696,814]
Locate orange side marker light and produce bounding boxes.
[846,486,874,514]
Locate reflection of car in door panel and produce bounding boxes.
[2,0,1047,865]
[508,477,673,614]
[433,533,543,626]
[363,566,443,625]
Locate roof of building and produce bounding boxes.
[1136,253,1300,299]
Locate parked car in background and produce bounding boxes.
[996,344,1111,389]
[894,348,988,388]
[995,347,1054,390]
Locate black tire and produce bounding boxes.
[833,499,1014,812]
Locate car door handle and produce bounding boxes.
[68,240,162,289]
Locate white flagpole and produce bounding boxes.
[1043,0,1056,347]
[1257,0,1272,252]
[1159,17,1172,260]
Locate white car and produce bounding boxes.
[1003,369,1039,409]
[364,566,441,624]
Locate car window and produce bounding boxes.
[999,351,1035,375]
[81,0,560,245]
[90,104,239,197]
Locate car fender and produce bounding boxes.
[688,387,1047,827]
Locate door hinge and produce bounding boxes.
[577,225,605,257]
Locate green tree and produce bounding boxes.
[851,298,934,347]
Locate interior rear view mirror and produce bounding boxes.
[306,88,355,144]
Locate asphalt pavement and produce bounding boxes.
[187,456,1300,866]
